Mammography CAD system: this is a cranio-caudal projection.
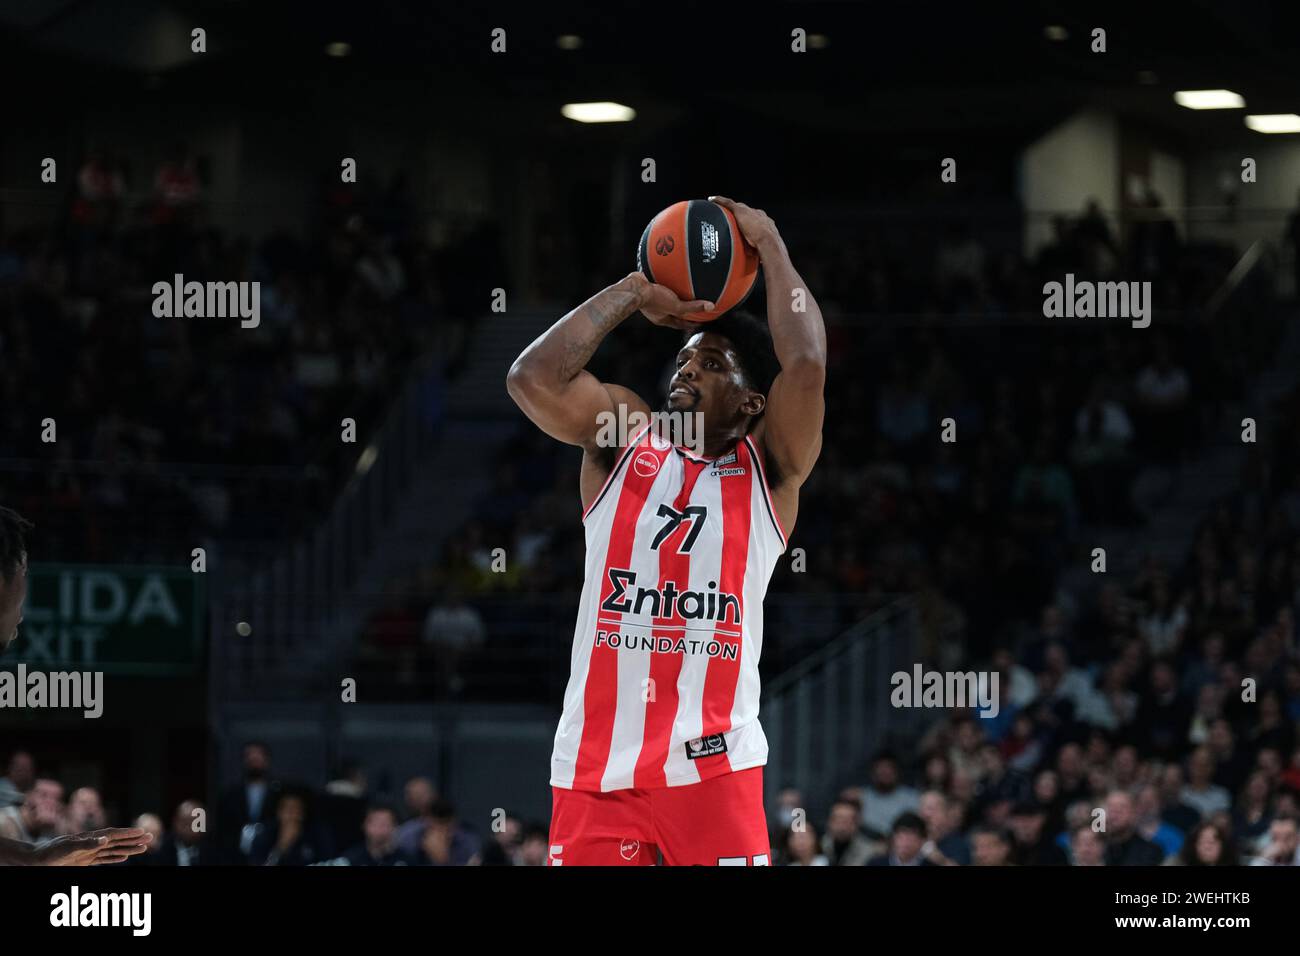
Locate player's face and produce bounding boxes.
[0,556,29,653]
[667,332,762,429]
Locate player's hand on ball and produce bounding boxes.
[709,196,778,253]
[34,827,154,866]
[625,272,713,329]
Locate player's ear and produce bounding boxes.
[741,390,765,417]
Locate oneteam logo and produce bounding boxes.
[50,886,151,937]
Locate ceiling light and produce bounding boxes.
[1245,114,1300,133]
[1173,89,1244,110]
[561,102,636,123]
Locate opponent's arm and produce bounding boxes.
[0,835,36,865]
[506,272,712,451]
[0,828,153,866]
[712,196,826,485]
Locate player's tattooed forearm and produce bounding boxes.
[586,288,639,329]
[557,334,594,380]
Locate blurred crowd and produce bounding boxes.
[0,146,499,562]
[768,364,1300,864]
[0,743,544,866]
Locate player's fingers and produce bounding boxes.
[91,853,131,865]
[708,195,735,209]
[66,836,109,851]
[100,830,150,848]
[85,827,146,841]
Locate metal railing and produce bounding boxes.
[762,597,935,818]
[209,353,444,701]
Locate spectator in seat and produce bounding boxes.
[1069,825,1106,866]
[1008,801,1068,865]
[1103,790,1165,865]
[868,812,935,866]
[344,805,412,866]
[1249,816,1300,866]
[821,799,874,866]
[859,751,920,839]
[250,791,325,866]
[1177,821,1238,866]
[970,825,1013,866]
[156,800,213,866]
[1181,747,1231,820]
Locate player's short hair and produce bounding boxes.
[685,310,780,397]
[0,506,31,589]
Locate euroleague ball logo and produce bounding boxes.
[654,235,675,256]
[633,451,661,477]
[620,838,640,861]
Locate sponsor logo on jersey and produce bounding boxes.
[620,838,641,860]
[600,569,741,624]
[685,733,728,759]
[633,451,661,477]
[710,467,747,478]
[594,629,740,660]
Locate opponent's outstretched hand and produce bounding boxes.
[34,827,154,866]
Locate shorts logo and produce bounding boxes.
[620,838,640,861]
[685,733,728,759]
[633,452,661,477]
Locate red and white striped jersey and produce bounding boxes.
[551,424,788,792]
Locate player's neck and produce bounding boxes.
[695,427,746,459]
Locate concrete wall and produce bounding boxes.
[1019,109,1120,257]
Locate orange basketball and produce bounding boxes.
[636,199,759,322]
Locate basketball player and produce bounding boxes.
[0,506,154,865]
[507,196,824,865]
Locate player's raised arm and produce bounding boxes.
[711,197,826,486]
[506,272,713,451]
